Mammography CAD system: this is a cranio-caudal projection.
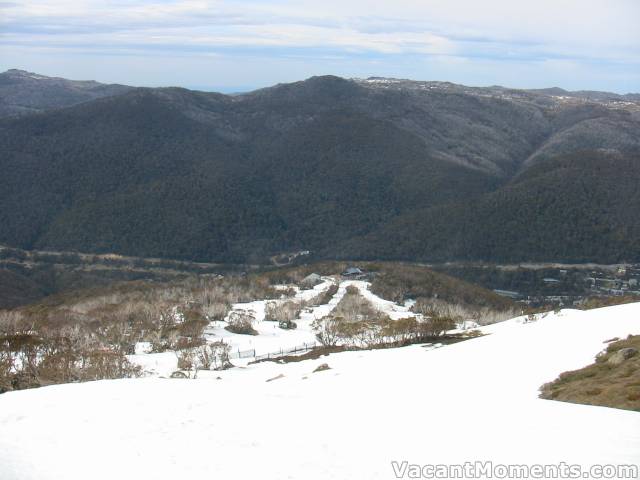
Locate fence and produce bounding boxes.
[228,341,319,361]
[228,348,257,360]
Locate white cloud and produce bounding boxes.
[0,0,638,91]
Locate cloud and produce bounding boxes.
[0,0,638,91]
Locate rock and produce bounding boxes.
[170,371,188,379]
[608,348,638,366]
[313,363,330,372]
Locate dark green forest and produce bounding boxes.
[1,75,639,264]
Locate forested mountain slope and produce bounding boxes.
[0,73,638,263]
[0,69,133,117]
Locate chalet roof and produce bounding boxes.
[342,267,363,275]
[302,273,322,282]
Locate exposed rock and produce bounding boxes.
[313,363,331,373]
[608,348,638,366]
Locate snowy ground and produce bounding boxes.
[128,279,420,376]
[1,301,639,479]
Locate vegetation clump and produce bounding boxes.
[224,310,258,335]
[312,287,460,350]
[579,296,640,311]
[0,273,289,393]
[540,335,640,412]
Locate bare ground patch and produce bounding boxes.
[540,335,640,412]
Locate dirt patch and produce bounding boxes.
[540,335,640,412]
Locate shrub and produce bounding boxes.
[312,316,341,346]
[176,348,196,372]
[265,301,302,323]
[333,287,378,323]
[178,308,208,338]
[197,341,232,370]
[345,285,360,295]
[225,310,258,335]
[418,315,456,338]
[203,301,230,321]
[579,295,640,310]
[380,317,420,346]
[310,283,339,306]
[0,328,141,391]
[177,341,232,377]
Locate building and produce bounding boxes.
[341,267,364,278]
[300,273,322,289]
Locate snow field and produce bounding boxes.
[0,302,639,479]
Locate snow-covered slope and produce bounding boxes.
[128,279,417,376]
[0,303,639,479]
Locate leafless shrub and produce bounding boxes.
[312,316,342,347]
[203,301,230,321]
[225,310,257,335]
[0,324,141,392]
[473,308,520,326]
[264,301,302,323]
[176,341,232,378]
[176,348,197,377]
[196,341,232,371]
[0,310,25,335]
[177,308,208,338]
[412,297,518,327]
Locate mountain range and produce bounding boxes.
[1,69,639,263]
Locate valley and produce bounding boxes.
[2,1,639,478]
[0,69,638,479]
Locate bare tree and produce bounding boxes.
[312,316,342,346]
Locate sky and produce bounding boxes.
[1,0,639,93]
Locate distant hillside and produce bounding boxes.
[0,73,639,264]
[341,150,640,263]
[0,69,133,117]
[0,244,241,309]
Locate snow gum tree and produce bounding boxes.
[312,316,342,346]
